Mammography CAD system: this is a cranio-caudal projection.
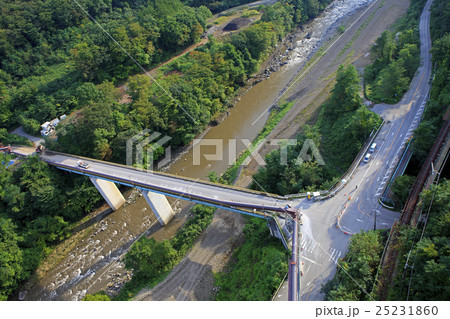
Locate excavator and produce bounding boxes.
[0,143,12,154]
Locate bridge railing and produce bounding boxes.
[35,149,287,200]
[26,149,298,217]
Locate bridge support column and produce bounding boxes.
[142,191,174,226]
[90,177,125,211]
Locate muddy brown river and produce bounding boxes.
[23,0,375,300]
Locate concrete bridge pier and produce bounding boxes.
[142,191,175,226]
[90,177,126,211]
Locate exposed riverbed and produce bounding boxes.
[23,0,375,301]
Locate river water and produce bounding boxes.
[23,0,374,301]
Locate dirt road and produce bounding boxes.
[134,0,411,301]
[134,209,245,301]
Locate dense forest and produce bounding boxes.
[0,155,102,300]
[364,0,426,104]
[0,0,211,134]
[251,64,381,195]
[322,0,449,301]
[214,218,288,300]
[1,0,333,163]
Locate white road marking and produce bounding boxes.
[302,256,319,265]
[328,248,336,261]
[303,241,309,251]
[356,218,363,222]
[335,252,342,264]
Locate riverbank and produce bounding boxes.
[19,0,410,301]
[133,0,414,301]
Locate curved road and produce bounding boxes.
[275,0,434,301]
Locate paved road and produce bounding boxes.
[11,147,297,218]
[11,126,44,146]
[275,0,434,301]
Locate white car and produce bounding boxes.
[363,153,371,163]
[78,161,90,169]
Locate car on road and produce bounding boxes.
[369,143,377,153]
[363,153,371,163]
[78,161,90,169]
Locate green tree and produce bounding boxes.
[324,65,362,118]
[398,43,420,78]
[412,120,440,164]
[371,31,396,65]
[322,231,382,301]
[422,180,450,238]
[124,237,178,280]
[391,175,416,208]
[372,61,409,103]
[0,218,24,300]
[243,22,276,61]
[215,218,288,301]
[406,237,450,300]
[70,42,104,81]
[83,291,111,301]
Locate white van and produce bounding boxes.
[369,143,377,153]
[364,153,371,163]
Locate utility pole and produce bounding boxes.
[288,209,301,301]
[374,209,377,231]
[374,205,381,231]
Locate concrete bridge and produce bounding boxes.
[11,146,298,226]
[11,145,302,300]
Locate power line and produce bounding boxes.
[71,0,198,125]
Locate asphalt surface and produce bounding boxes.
[274,0,433,301]
[11,126,44,146]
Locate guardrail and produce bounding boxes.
[271,272,288,301]
[377,92,430,206]
[18,147,287,200]
[327,119,385,197]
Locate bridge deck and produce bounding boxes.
[12,146,295,217]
